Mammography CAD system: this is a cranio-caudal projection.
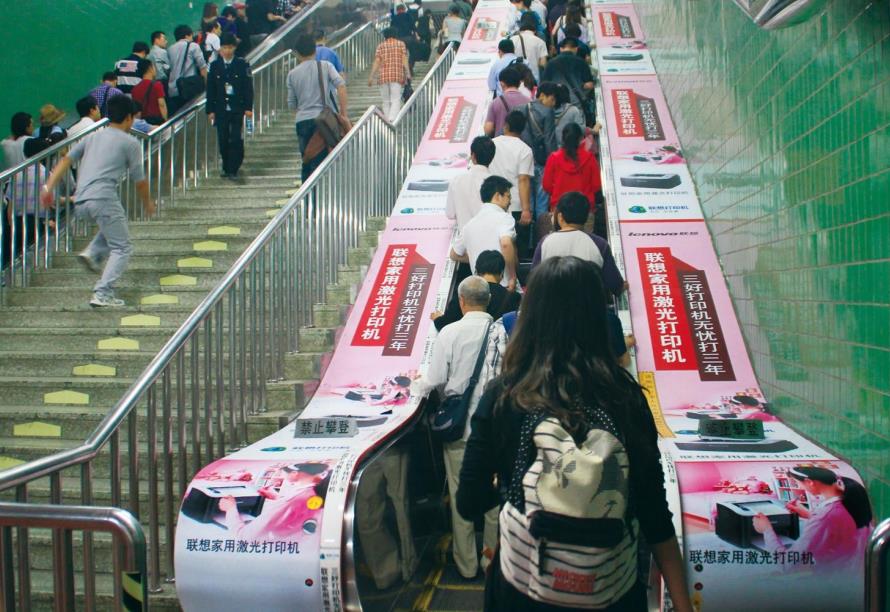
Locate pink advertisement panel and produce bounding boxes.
[677,460,871,611]
[414,79,491,167]
[461,9,510,53]
[590,6,656,75]
[601,76,681,161]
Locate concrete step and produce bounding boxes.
[51,252,240,273]
[125,220,268,239]
[72,235,256,255]
[14,569,180,612]
[0,328,179,353]
[28,269,228,289]
[2,286,213,309]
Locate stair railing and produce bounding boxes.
[0,0,343,297]
[0,46,454,608]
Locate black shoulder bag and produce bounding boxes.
[176,42,206,101]
[428,322,493,442]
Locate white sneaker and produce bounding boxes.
[77,251,101,273]
[90,294,125,308]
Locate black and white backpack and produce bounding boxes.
[499,403,638,608]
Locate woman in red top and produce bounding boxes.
[542,122,601,210]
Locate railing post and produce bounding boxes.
[867,518,890,612]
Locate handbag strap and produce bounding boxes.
[141,80,156,108]
[315,60,329,111]
[178,42,192,77]
[525,102,543,138]
[463,322,493,399]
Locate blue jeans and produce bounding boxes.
[76,199,132,298]
[532,163,550,218]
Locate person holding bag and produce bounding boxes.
[412,276,502,580]
[287,34,349,182]
[167,25,209,115]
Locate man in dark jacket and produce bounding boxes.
[206,33,254,179]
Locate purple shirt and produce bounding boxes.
[532,231,625,297]
[485,89,530,137]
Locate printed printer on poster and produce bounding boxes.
[676,460,873,611]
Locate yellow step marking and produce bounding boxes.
[293,180,302,187]
[73,364,116,377]
[121,314,161,327]
[208,226,240,236]
[0,456,25,471]
[160,274,197,286]
[177,257,213,269]
[14,422,61,438]
[285,188,299,196]
[98,337,140,351]
[638,371,674,438]
[141,294,179,305]
[266,208,281,217]
[193,240,228,252]
[275,198,290,205]
[44,390,89,405]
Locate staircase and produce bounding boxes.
[0,56,435,610]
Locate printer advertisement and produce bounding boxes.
[591,6,655,76]
[675,460,872,611]
[394,165,464,216]
[602,76,680,156]
[415,80,489,164]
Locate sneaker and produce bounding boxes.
[77,251,101,273]
[90,294,125,308]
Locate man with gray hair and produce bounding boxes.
[412,275,501,579]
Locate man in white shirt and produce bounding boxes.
[444,136,495,231]
[67,97,101,137]
[509,19,548,81]
[412,276,500,579]
[451,175,518,290]
[489,111,534,258]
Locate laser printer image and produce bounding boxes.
[715,499,800,548]
[407,179,450,191]
[456,56,491,65]
[602,52,644,61]
[619,173,682,189]
[180,483,265,525]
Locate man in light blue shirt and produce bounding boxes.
[487,39,518,95]
[314,29,344,76]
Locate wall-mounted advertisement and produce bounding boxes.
[591,6,654,75]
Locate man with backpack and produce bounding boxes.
[484,67,531,138]
[509,15,548,82]
[541,37,596,124]
[488,39,519,96]
[412,275,501,580]
[518,82,559,219]
[89,73,124,118]
[167,25,209,114]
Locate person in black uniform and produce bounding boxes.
[206,32,254,180]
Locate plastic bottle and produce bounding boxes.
[245,115,254,137]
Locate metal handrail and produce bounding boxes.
[0,45,454,604]
[0,503,147,611]
[867,518,890,612]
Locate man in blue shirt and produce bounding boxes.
[314,29,344,76]
[487,39,518,96]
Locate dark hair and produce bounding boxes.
[475,250,506,276]
[295,33,316,56]
[789,467,873,529]
[556,191,590,225]
[203,19,220,33]
[470,136,496,166]
[313,28,326,41]
[561,36,580,50]
[10,112,32,138]
[137,59,154,77]
[497,256,637,438]
[203,2,219,19]
[174,25,193,41]
[536,81,559,99]
[151,31,166,44]
[563,23,582,38]
[76,96,98,118]
[565,4,584,25]
[382,26,398,39]
[221,6,237,18]
[561,122,583,161]
[554,83,571,107]
[221,32,238,46]
[520,0,532,8]
[132,41,150,54]
[106,95,136,123]
[498,39,515,54]
[519,13,538,31]
[480,175,512,202]
[504,110,527,134]
[102,71,118,82]
[498,66,521,88]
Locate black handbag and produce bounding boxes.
[401,79,414,103]
[176,42,206,101]
[428,322,492,442]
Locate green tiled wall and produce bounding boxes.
[0,2,202,141]
[632,0,890,517]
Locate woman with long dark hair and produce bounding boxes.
[753,465,873,567]
[457,257,692,611]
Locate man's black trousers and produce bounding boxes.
[216,111,245,176]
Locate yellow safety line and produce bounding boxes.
[638,371,674,438]
[411,534,451,612]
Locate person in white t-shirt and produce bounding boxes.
[451,175,518,290]
[68,96,101,137]
[509,19,548,81]
[203,20,222,63]
[445,136,495,231]
[489,110,534,257]
[535,191,603,266]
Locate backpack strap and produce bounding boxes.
[525,102,543,138]
[499,95,510,114]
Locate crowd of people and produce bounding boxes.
[404,0,695,609]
